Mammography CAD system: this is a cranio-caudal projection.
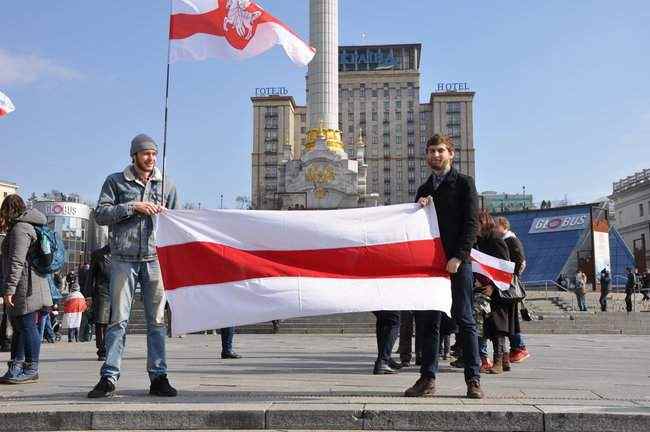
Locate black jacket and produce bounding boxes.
[503,235,525,276]
[416,167,479,262]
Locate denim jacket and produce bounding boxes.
[95,165,178,262]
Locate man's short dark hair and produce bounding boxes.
[426,134,454,152]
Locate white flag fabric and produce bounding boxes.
[471,248,515,291]
[169,0,315,66]
[156,204,451,335]
[0,91,15,117]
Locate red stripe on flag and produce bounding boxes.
[64,297,87,314]
[157,239,448,291]
[472,259,513,286]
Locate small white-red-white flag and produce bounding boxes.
[470,248,515,291]
[169,0,316,66]
[156,204,451,335]
[0,91,15,117]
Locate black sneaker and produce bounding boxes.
[149,374,177,397]
[221,351,242,359]
[87,377,115,398]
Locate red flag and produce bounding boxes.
[169,0,315,66]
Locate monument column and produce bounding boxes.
[306,0,343,153]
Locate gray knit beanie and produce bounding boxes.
[130,134,158,156]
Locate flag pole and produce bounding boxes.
[161,0,172,207]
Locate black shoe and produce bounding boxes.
[87,377,115,398]
[221,351,242,359]
[388,359,403,370]
[149,374,177,397]
[373,361,398,375]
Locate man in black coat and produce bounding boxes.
[403,134,483,399]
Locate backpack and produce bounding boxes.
[29,225,65,275]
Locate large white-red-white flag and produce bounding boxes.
[0,91,15,117]
[156,204,451,335]
[169,0,316,66]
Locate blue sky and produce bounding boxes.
[1,1,648,208]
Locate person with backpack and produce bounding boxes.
[0,194,53,384]
[87,134,179,399]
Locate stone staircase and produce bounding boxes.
[100,290,650,336]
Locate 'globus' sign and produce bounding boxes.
[35,202,91,220]
[528,214,588,234]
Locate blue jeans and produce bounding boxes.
[10,312,40,363]
[100,259,167,383]
[220,327,235,354]
[509,333,525,351]
[416,263,481,381]
[478,337,488,359]
[38,312,55,342]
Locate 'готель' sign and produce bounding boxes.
[528,214,588,234]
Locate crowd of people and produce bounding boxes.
[0,132,641,400]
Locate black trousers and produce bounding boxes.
[373,311,400,363]
[95,324,107,357]
[398,310,422,362]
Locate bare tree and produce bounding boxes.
[235,196,251,210]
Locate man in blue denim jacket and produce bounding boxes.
[88,134,178,398]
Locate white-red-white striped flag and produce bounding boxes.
[470,248,515,291]
[0,91,15,117]
[169,0,315,66]
[156,204,451,335]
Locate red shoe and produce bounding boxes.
[509,347,530,364]
[479,357,493,373]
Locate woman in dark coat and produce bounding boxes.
[475,209,517,374]
[0,194,52,384]
[83,245,111,361]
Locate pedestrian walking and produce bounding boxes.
[625,267,636,312]
[87,134,178,398]
[599,268,611,312]
[83,245,112,361]
[574,270,588,312]
[0,195,53,384]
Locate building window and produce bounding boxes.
[420,111,428,122]
[372,88,378,97]
[395,135,402,145]
[420,135,427,145]
[447,102,461,113]
[396,100,402,110]
[348,102,354,111]
[407,111,414,122]
[383,100,390,111]
[348,112,354,121]
[360,84,366,97]
[348,125,354,133]
[640,203,645,217]
[395,111,402,121]
[300,113,306,123]
[372,135,379,145]
[372,111,378,121]
[447,125,461,138]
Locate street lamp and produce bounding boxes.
[220,194,224,209]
